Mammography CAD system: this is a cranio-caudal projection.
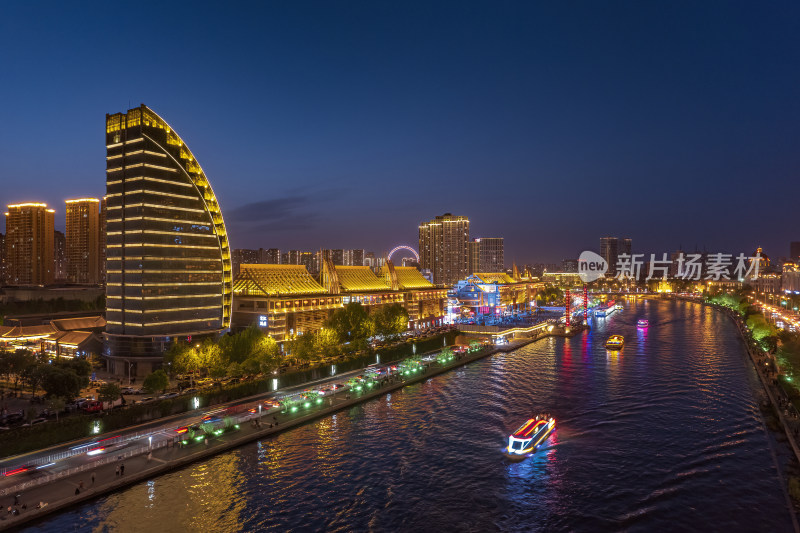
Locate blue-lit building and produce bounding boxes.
[452,273,543,319]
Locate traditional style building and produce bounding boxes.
[232,261,447,341]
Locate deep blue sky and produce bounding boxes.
[1,2,798,264]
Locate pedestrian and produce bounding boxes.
[14,493,20,506]
[75,488,80,496]
[204,437,208,446]
[115,465,120,476]
[91,472,95,485]
[21,504,26,511]
[79,480,84,490]
[120,463,124,475]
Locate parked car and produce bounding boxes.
[21,418,47,427]
[81,400,102,413]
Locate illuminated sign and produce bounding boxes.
[258,315,268,328]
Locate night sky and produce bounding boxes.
[2,2,798,264]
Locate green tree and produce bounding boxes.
[22,363,47,398]
[196,339,223,376]
[327,302,375,349]
[290,333,317,363]
[166,342,200,381]
[97,382,122,410]
[314,327,339,358]
[54,357,92,378]
[41,367,83,400]
[7,350,35,394]
[226,362,244,378]
[46,396,66,421]
[376,304,409,339]
[142,369,169,394]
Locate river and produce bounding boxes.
[25,299,795,532]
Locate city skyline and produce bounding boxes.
[2,3,799,262]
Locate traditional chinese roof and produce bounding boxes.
[48,330,97,346]
[473,273,516,284]
[0,324,58,339]
[334,266,390,292]
[51,316,106,331]
[380,266,433,290]
[233,264,326,296]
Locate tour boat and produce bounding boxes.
[505,415,556,457]
[637,319,649,328]
[605,335,624,350]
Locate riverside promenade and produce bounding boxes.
[0,331,560,531]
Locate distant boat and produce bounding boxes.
[505,415,556,457]
[605,335,624,350]
[637,319,649,328]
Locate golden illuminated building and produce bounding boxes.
[65,198,101,284]
[4,203,55,286]
[232,261,447,340]
[105,105,231,372]
[99,196,107,284]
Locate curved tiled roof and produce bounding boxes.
[233,264,326,296]
[391,267,433,289]
[473,273,516,284]
[335,266,390,292]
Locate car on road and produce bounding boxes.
[182,388,199,395]
[121,387,141,395]
[158,392,179,400]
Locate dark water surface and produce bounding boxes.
[27,300,794,532]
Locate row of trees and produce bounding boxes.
[162,303,410,376]
[164,325,281,379]
[297,302,409,357]
[0,350,92,400]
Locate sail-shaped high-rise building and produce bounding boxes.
[104,105,231,374]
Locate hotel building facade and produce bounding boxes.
[104,105,231,375]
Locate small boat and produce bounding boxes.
[505,415,556,457]
[615,304,623,310]
[605,335,624,350]
[637,319,649,328]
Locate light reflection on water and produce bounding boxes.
[25,300,794,532]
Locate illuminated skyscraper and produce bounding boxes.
[4,203,55,286]
[419,213,470,286]
[105,105,232,371]
[65,198,100,284]
[100,196,107,284]
[474,237,504,272]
